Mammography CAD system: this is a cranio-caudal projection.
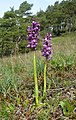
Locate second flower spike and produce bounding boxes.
[42,33,52,60]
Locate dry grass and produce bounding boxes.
[0,32,76,119]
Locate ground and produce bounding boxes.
[0,32,76,120]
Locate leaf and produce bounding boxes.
[60,99,74,116]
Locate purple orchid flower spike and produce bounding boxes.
[27,20,40,50]
[42,33,52,60]
[27,20,40,105]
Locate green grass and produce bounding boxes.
[0,32,76,119]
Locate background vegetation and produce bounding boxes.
[0,0,76,57]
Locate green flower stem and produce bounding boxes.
[34,51,38,106]
[43,61,47,97]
